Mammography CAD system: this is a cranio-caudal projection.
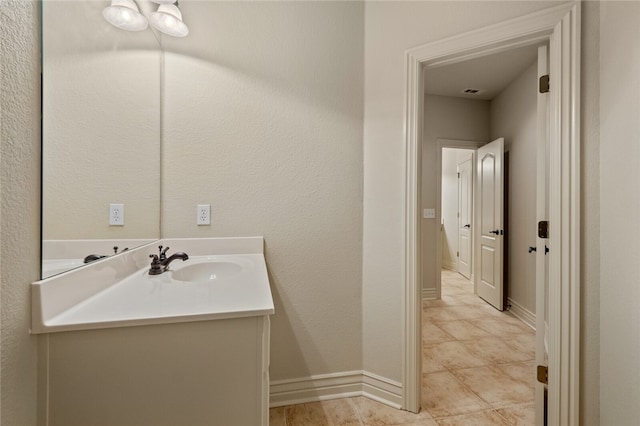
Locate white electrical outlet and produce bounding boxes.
[197,204,211,225]
[109,203,125,225]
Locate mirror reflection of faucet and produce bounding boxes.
[149,245,189,275]
[83,254,107,264]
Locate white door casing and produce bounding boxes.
[475,138,504,311]
[403,4,581,422]
[457,157,473,279]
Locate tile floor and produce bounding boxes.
[270,269,536,425]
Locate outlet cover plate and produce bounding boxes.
[197,204,211,225]
[109,203,125,226]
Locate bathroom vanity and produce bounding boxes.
[32,237,274,426]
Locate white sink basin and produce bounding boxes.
[170,260,244,283]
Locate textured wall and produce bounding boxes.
[161,1,364,381]
[490,62,538,314]
[0,1,41,425]
[599,1,640,423]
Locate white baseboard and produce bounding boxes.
[270,370,402,409]
[362,371,403,408]
[507,297,536,330]
[422,288,437,300]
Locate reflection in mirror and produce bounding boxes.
[42,1,161,278]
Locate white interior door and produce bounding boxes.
[535,44,550,426]
[457,157,473,279]
[474,138,504,310]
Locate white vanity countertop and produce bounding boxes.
[32,238,274,334]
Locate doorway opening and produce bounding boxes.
[420,42,543,418]
[402,4,581,424]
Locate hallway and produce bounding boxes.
[421,269,535,424]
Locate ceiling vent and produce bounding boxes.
[462,88,486,95]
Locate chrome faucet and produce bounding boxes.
[149,245,189,275]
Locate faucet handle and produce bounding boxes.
[158,245,170,261]
[149,254,163,275]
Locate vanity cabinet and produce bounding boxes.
[38,315,270,426]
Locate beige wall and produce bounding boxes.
[3,1,632,423]
[0,1,41,425]
[490,61,538,314]
[599,1,640,423]
[422,95,490,293]
[161,1,364,381]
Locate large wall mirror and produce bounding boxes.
[42,1,161,278]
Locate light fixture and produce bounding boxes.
[102,0,149,32]
[149,1,189,38]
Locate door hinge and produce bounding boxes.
[538,221,549,239]
[457,172,460,178]
[537,365,548,385]
[539,75,550,93]
[456,251,459,257]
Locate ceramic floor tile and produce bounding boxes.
[423,297,464,308]
[463,337,533,364]
[269,407,287,426]
[425,341,490,370]
[436,305,491,320]
[435,409,512,426]
[494,361,535,385]
[352,396,435,426]
[505,334,536,358]
[473,317,534,336]
[450,366,534,408]
[285,399,361,426]
[441,286,468,297]
[421,371,489,418]
[422,321,456,344]
[435,320,493,340]
[453,294,488,306]
[422,346,448,373]
[496,402,536,425]
[423,307,465,322]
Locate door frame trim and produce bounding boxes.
[402,3,581,424]
[435,139,482,300]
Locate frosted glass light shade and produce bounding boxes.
[149,4,189,37]
[102,0,148,31]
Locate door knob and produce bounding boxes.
[464,224,471,228]
[528,246,537,253]
[489,230,499,234]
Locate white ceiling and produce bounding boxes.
[424,44,540,100]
